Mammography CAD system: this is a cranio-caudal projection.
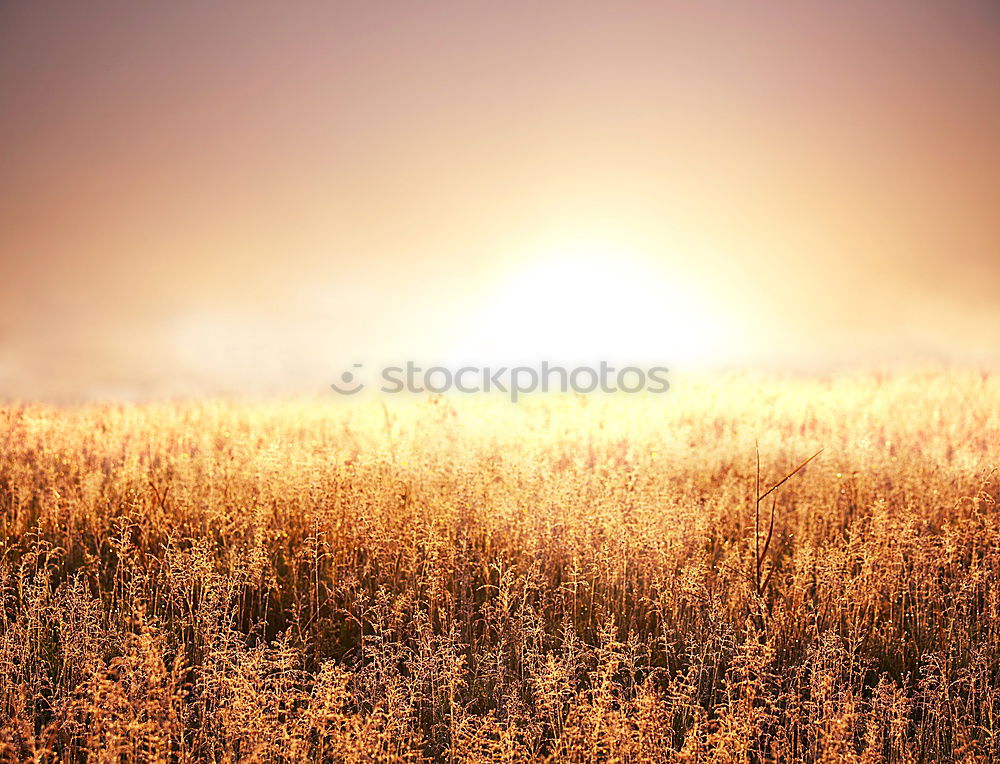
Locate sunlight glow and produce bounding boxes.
[449,239,739,367]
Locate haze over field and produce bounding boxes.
[3,7,1000,760]
[2,1,999,399]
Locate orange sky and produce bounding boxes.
[1,1,999,399]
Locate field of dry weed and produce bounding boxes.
[0,372,998,762]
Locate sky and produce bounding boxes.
[1,1,999,399]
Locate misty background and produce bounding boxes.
[1,1,999,400]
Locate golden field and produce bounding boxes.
[0,372,998,762]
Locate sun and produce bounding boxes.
[447,238,738,368]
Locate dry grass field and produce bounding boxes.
[0,372,998,762]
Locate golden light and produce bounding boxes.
[448,237,740,368]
